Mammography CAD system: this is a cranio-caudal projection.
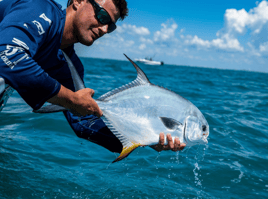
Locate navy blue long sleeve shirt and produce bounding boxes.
[0,0,67,109]
[0,0,122,153]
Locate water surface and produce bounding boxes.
[0,57,268,198]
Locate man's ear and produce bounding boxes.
[72,0,84,10]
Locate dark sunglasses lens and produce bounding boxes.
[97,9,111,24]
[108,23,116,33]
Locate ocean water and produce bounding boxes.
[0,57,268,199]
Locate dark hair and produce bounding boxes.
[67,0,128,20]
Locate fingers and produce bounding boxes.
[87,99,102,117]
[85,89,103,117]
[72,88,103,117]
[162,134,186,151]
[166,134,174,150]
[94,106,103,117]
[159,132,165,146]
[86,89,102,117]
[150,133,186,152]
[179,143,186,151]
[153,132,165,152]
[86,88,95,97]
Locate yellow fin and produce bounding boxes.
[112,143,141,163]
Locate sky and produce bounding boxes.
[56,0,268,72]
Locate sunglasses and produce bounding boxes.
[88,0,117,33]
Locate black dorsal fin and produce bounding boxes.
[97,54,151,101]
[123,54,150,84]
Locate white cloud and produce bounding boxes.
[186,35,210,48]
[222,1,268,55]
[154,22,178,42]
[116,24,150,36]
[125,40,135,47]
[139,37,153,44]
[211,34,244,52]
[259,41,268,52]
[139,44,146,50]
[247,42,261,56]
[185,34,244,52]
[224,8,249,34]
[183,1,268,53]
[223,1,268,35]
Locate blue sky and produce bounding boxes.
[56,0,268,72]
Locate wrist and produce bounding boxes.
[48,85,76,109]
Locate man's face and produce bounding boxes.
[73,0,120,46]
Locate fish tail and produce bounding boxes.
[112,143,141,163]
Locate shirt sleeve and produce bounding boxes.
[0,1,61,110]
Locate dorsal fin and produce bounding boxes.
[124,54,150,84]
[97,54,151,101]
[62,51,85,91]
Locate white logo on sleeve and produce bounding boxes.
[31,13,52,36]
[12,38,29,50]
[39,13,52,26]
[0,38,30,69]
[5,45,24,56]
[32,20,45,35]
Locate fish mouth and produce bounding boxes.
[202,128,209,143]
[183,122,187,144]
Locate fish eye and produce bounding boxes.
[202,125,206,132]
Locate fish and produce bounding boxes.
[35,52,209,163]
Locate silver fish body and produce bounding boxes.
[35,52,209,163]
[97,84,208,146]
[95,55,209,162]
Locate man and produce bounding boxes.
[0,0,185,156]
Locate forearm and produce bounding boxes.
[47,84,75,110]
[48,85,102,117]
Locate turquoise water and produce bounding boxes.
[1,57,268,198]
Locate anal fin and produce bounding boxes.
[113,143,141,163]
[102,115,142,163]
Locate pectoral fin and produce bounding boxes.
[113,143,141,163]
[160,117,182,131]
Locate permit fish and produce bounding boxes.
[35,52,209,163]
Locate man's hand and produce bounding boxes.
[48,85,102,117]
[70,88,102,117]
[150,133,186,152]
